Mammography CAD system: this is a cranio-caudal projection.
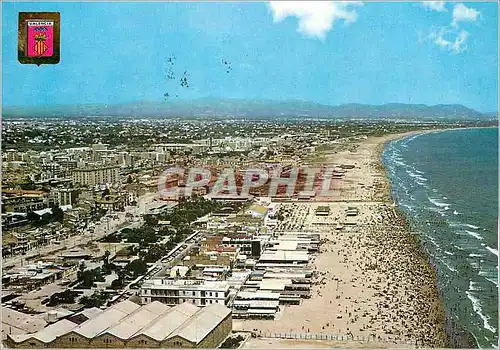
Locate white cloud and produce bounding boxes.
[421,2,479,54]
[452,3,480,26]
[429,27,468,54]
[268,1,363,40]
[421,1,447,12]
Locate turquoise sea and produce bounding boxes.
[382,127,499,348]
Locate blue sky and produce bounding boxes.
[2,1,498,112]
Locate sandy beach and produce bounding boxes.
[237,131,448,348]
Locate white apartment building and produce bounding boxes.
[72,166,119,186]
[153,143,209,155]
[140,279,230,307]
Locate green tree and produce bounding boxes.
[47,290,78,306]
[140,244,167,263]
[144,215,158,226]
[103,250,111,266]
[80,270,95,288]
[77,261,86,281]
[80,292,109,308]
[51,206,64,223]
[110,278,123,290]
[125,259,148,278]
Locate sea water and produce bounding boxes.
[382,127,499,348]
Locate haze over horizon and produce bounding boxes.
[2,98,495,113]
[2,2,498,112]
[2,98,494,113]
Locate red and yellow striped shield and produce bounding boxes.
[33,34,48,56]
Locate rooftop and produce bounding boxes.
[7,301,232,346]
[258,250,309,262]
[8,319,77,344]
[2,308,47,339]
[101,301,170,340]
[272,241,298,251]
[168,303,231,344]
[258,279,291,291]
[236,291,281,300]
[139,302,198,341]
[248,204,268,215]
[73,300,141,338]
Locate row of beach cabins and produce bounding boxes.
[230,230,319,319]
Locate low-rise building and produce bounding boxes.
[315,206,331,216]
[246,204,268,218]
[140,279,230,307]
[182,253,232,269]
[6,300,232,348]
[257,250,309,266]
[2,189,54,213]
[232,291,281,319]
[51,188,79,206]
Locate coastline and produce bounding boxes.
[375,129,450,346]
[372,130,450,346]
[240,128,453,348]
[376,127,487,348]
[379,127,498,348]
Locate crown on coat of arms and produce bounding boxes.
[34,33,47,41]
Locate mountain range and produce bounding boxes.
[2,98,495,120]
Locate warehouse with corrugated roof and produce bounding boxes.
[5,300,232,348]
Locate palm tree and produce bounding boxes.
[77,261,86,281]
[103,250,111,266]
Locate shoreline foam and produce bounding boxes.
[380,128,486,348]
[239,128,455,348]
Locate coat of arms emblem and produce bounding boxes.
[18,12,60,65]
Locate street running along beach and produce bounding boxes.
[238,129,454,348]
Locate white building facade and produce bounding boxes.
[140,279,230,307]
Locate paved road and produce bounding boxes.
[109,228,202,305]
[3,192,159,269]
